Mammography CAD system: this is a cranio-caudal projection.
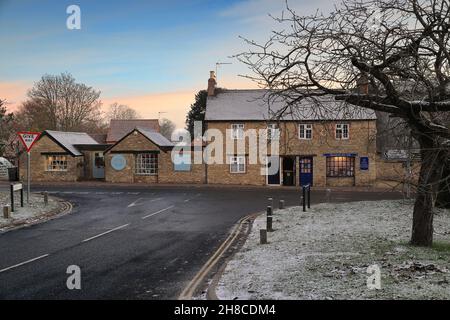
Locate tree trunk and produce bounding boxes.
[436,161,450,209]
[410,145,447,247]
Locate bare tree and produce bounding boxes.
[105,103,140,121]
[0,99,14,157]
[17,73,102,132]
[237,0,450,246]
[160,118,176,140]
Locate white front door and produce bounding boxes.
[92,152,105,179]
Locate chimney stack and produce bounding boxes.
[207,71,217,96]
[356,73,369,95]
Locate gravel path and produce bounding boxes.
[217,200,450,300]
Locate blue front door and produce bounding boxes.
[299,157,313,186]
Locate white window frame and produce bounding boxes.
[336,123,350,140]
[135,153,158,175]
[230,156,246,173]
[298,124,313,140]
[267,123,280,140]
[231,124,244,140]
[45,155,68,172]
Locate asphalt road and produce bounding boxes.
[0,184,403,299]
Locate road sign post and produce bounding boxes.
[17,132,41,205]
[27,152,30,204]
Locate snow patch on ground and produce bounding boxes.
[0,192,61,230]
[217,200,450,300]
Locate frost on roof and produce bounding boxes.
[205,89,377,121]
[137,127,174,147]
[45,130,99,156]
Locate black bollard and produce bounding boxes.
[302,186,306,212]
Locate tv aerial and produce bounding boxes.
[215,61,232,80]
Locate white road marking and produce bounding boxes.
[127,192,140,195]
[184,194,201,202]
[127,197,163,208]
[127,198,144,208]
[0,254,50,274]
[82,224,130,243]
[141,205,174,220]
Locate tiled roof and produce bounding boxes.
[88,133,108,144]
[137,127,174,147]
[205,89,377,121]
[45,130,99,156]
[107,119,160,143]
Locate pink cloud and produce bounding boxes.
[0,81,31,112]
[1,77,259,129]
[102,79,258,129]
[102,90,198,129]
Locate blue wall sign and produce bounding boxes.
[111,154,127,171]
[360,157,369,170]
[323,153,357,157]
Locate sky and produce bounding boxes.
[0,0,333,128]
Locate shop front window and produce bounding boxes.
[326,156,354,177]
[135,153,158,175]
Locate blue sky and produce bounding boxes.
[0,0,332,127]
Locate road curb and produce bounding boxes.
[178,212,259,300]
[0,181,405,193]
[205,212,259,300]
[0,196,73,233]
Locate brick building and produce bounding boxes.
[19,74,416,188]
[18,120,166,182]
[19,130,107,182]
[204,72,378,187]
[104,127,205,184]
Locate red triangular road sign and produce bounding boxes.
[18,132,41,152]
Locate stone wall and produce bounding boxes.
[375,155,421,189]
[104,130,206,184]
[205,120,378,187]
